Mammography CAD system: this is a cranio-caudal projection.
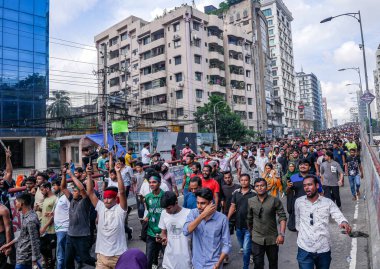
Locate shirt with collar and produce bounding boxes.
[247,194,287,245]
[231,188,256,229]
[183,209,231,269]
[295,195,348,253]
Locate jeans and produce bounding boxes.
[348,175,360,196]
[323,186,341,207]
[136,195,145,219]
[40,234,57,269]
[146,235,164,269]
[252,241,278,269]
[236,228,252,269]
[56,231,67,269]
[297,247,331,269]
[15,265,32,269]
[65,235,96,269]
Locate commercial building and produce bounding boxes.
[0,0,49,169]
[326,109,333,128]
[349,107,359,122]
[296,71,323,131]
[374,44,380,120]
[261,0,297,135]
[94,4,267,133]
[298,102,314,135]
[322,97,328,130]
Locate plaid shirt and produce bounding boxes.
[16,210,41,264]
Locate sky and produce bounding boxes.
[49,0,380,122]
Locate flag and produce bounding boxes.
[112,121,129,134]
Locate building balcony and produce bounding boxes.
[139,37,165,54]
[228,43,243,53]
[230,73,245,81]
[209,67,225,77]
[140,69,166,84]
[140,53,166,69]
[228,58,243,67]
[140,86,167,99]
[209,51,224,62]
[208,34,223,46]
[210,84,226,95]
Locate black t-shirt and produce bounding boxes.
[346,156,361,176]
[301,153,316,173]
[231,188,256,229]
[68,194,92,237]
[221,183,240,214]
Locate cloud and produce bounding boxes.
[51,0,99,27]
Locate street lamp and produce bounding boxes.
[213,100,224,150]
[321,11,373,144]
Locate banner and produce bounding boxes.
[112,121,129,134]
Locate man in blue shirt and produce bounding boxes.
[183,176,202,209]
[183,188,231,269]
[332,141,345,169]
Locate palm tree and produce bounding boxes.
[47,90,71,118]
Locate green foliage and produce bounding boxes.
[194,95,250,144]
[47,90,71,118]
[206,0,245,15]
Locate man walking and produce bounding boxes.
[141,143,151,166]
[183,188,231,269]
[295,175,351,269]
[227,174,256,269]
[0,202,13,269]
[160,162,178,196]
[183,177,202,209]
[320,151,344,208]
[247,178,287,269]
[345,148,363,200]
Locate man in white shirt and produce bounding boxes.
[141,143,151,166]
[295,174,351,269]
[256,148,269,174]
[158,191,191,269]
[52,179,70,269]
[85,163,128,269]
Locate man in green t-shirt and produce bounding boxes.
[182,154,195,195]
[40,182,57,269]
[144,172,165,269]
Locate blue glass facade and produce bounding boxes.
[0,0,49,136]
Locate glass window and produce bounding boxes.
[174,40,181,48]
[268,29,274,35]
[71,147,80,163]
[174,56,181,65]
[269,39,275,46]
[20,0,34,13]
[3,48,18,60]
[175,73,183,82]
[4,9,19,21]
[3,32,18,48]
[34,16,47,27]
[196,89,203,98]
[19,35,33,51]
[173,23,180,32]
[194,55,201,64]
[20,13,34,24]
[176,108,184,116]
[34,39,45,53]
[4,0,19,10]
[34,0,47,17]
[176,90,183,99]
[262,8,272,17]
[195,72,202,81]
[267,19,273,26]
[193,21,200,31]
[120,32,128,41]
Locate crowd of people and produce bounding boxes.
[0,123,365,269]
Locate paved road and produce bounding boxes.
[85,176,370,269]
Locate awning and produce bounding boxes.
[85,133,126,157]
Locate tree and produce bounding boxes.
[47,90,71,118]
[194,95,249,144]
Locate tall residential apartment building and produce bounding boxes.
[0,0,49,169]
[261,0,296,135]
[95,4,266,133]
[374,44,380,120]
[296,71,323,131]
[326,109,333,128]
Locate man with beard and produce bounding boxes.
[183,188,231,269]
[39,182,57,269]
[34,172,48,220]
[200,165,220,207]
[300,146,319,176]
[61,167,95,269]
[52,179,70,269]
[182,154,195,195]
[256,148,269,174]
[190,162,202,178]
[277,148,288,176]
[237,149,251,178]
[160,162,178,196]
[295,175,351,269]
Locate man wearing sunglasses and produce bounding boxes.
[247,178,287,269]
[295,175,351,269]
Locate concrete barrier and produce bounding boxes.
[361,130,380,268]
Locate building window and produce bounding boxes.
[174,40,181,48]
[248,98,252,105]
[248,112,253,119]
[120,45,129,55]
[273,80,278,86]
[120,32,128,41]
[71,147,79,163]
[194,39,201,47]
[142,35,151,45]
[177,108,184,116]
[268,19,273,26]
[243,9,248,18]
[194,55,201,64]
[174,55,181,65]
[247,84,252,91]
[246,70,251,78]
[195,72,202,81]
[173,23,180,32]
[236,12,241,20]
[272,70,277,76]
[109,37,118,46]
[268,29,274,36]
[176,90,183,99]
[269,39,275,46]
[175,73,183,82]
[196,89,203,98]
[262,8,272,17]
[193,21,200,31]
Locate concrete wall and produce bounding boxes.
[34,137,46,170]
[23,138,35,167]
[361,130,380,268]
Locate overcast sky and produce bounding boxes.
[50,0,380,122]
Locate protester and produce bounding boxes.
[181,143,194,161]
[227,174,256,269]
[125,147,136,167]
[158,191,191,269]
[247,178,287,269]
[345,148,364,200]
[183,176,202,209]
[262,163,282,197]
[160,163,178,196]
[183,188,231,269]
[182,154,194,195]
[0,201,13,269]
[295,175,352,269]
[255,148,268,174]
[221,171,239,216]
[200,165,220,206]
[34,172,48,220]
[141,143,151,166]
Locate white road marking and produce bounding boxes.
[349,201,359,269]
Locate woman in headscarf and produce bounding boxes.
[261,163,282,197]
[282,162,298,194]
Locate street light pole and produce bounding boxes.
[321,10,373,144]
[213,101,224,150]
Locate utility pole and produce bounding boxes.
[102,44,108,146]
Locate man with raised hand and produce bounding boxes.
[86,163,128,269]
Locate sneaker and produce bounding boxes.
[352,196,357,201]
[239,248,243,253]
[357,191,361,198]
